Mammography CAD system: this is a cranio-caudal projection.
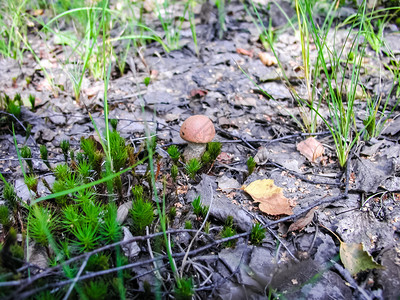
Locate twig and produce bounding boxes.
[180,183,214,278]
[63,255,90,300]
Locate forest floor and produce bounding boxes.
[0,0,400,299]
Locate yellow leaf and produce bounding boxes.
[243,179,293,216]
[340,242,384,276]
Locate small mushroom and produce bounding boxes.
[180,115,215,162]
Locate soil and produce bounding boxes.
[0,0,400,299]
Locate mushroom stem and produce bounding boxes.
[183,143,207,162]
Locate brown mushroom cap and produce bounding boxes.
[180,115,215,144]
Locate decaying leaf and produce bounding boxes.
[254,146,269,165]
[236,48,253,57]
[287,207,317,234]
[297,137,324,162]
[243,179,293,215]
[340,242,384,276]
[259,52,278,66]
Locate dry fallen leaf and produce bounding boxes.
[297,137,324,162]
[243,179,293,215]
[340,242,384,276]
[254,146,269,165]
[259,52,278,66]
[236,48,253,57]
[287,207,317,235]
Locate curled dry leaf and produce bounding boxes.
[259,52,278,66]
[243,179,293,216]
[340,242,384,276]
[254,146,269,165]
[297,137,324,162]
[287,207,317,235]
[236,48,254,58]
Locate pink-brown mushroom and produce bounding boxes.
[180,115,215,162]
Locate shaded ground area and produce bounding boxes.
[0,0,400,299]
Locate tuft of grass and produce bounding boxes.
[167,145,181,163]
[20,145,33,172]
[221,226,236,248]
[25,174,39,196]
[60,140,70,163]
[207,142,222,161]
[130,197,154,235]
[83,279,109,300]
[70,221,99,252]
[39,145,51,170]
[0,205,10,227]
[184,220,192,230]
[171,164,178,181]
[192,195,209,219]
[246,156,256,175]
[28,205,57,247]
[100,202,122,243]
[250,223,266,245]
[185,158,202,180]
[174,277,195,300]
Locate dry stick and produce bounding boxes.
[146,226,163,282]
[330,260,372,300]
[180,184,214,278]
[62,255,90,300]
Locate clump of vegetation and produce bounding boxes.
[185,158,202,180]
[167,145,181,163]
[20,145,33,172]
[247,156,256,175]
[60,140,70,162]
[192,195,209,219]
[174,277,195,300]
[250,223,266,245]
[130,185,154,235]
[221,216,237,248]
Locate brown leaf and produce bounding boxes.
[190,89,208,98]
[296,137,324,162]
[287,207,317,234]
[259,52,278,66]
[243,179,293,215]
[340,242,384,276]
[236,48,253,57]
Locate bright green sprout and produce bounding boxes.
[171,164,178,181]
[250,223,266,245]
[110,118,119,131]
[132,185,144,201]
[174,277,195,300]
[169,206,177,222]
[25,174,38,195]
[207,142,222,160]
[167,145,181,163]
[192,195,209,219]
[144,77,151,86]
[221,226,237,248]
[130,197,154,235]
[0,205,10,227]
[28,205,57,247]
[184,220,192,229]
[60,140,70,162]
[247,156,256,175]
[201,151,211,165]
[20,145,33,171]
[100,202,122,243]
[185,158,202,180]
[71,222,100,252]
[39,145,51,169]
[28,94,35,110]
